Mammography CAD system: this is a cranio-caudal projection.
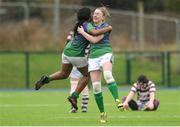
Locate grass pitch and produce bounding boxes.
[0,89,180,126]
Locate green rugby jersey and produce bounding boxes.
[63,21,94,57]
[89,22,112,58]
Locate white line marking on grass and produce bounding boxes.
[1,102,180,108]
[0,104,62,107]
[48,115,180,119]
[0,103,119,108]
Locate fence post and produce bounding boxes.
[126,52,131,85]
[166,51,171,87]
[53,0,60,42]
[138,0,145,51]
[161,52,165,86]
[25,52,30,89]
[24,2,29,25]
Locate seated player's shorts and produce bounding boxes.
[62,53,88,68]
[69,66,82,79]
[137,99,159,110]
[88,53,114,72]
[137,100,149,110]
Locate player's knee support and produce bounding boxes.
[92,82,101,94]
[103,71,115,84]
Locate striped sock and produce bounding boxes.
[81,95,89,112]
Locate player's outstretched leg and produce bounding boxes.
[35,75,51,90]
[35,64,73,90]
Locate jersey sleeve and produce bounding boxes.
[149,81,156,92]
[131,83,137,93]
[85,23,94,33]
[102,22,109,27]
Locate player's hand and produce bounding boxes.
[123,102,129,109]
[108,25,112,31]
[146,102,154,110]
[66,31,73,42]
[77,26,85,34]
[67,34,72,42]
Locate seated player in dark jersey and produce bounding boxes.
[122,75,160,111]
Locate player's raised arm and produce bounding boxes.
[78,26,103,43]
[85,22,112,36]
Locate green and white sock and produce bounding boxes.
[94,92,104,113]
[108,82,119,100]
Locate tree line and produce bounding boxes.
[1,0,180,12]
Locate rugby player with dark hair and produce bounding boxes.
[122,75,159,111]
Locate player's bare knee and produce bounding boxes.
[103,71,115,83]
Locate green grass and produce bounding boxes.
[0,53,69,88]
[0,54,25,88]
[0,89,180,126]
[29,53,69,88]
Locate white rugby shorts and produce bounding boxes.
[69,66,82,79]
[62,53,88,68]
[88,53,114,72]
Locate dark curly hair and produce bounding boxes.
[73,7,91,36]
[137,75,149,84]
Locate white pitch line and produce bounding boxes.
[0,103,118,108]
[1,102,180,108]
[0,104,62,107]
[48,115,180,119]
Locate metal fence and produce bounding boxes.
[0,2,180,51]
[0,51,179,89]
